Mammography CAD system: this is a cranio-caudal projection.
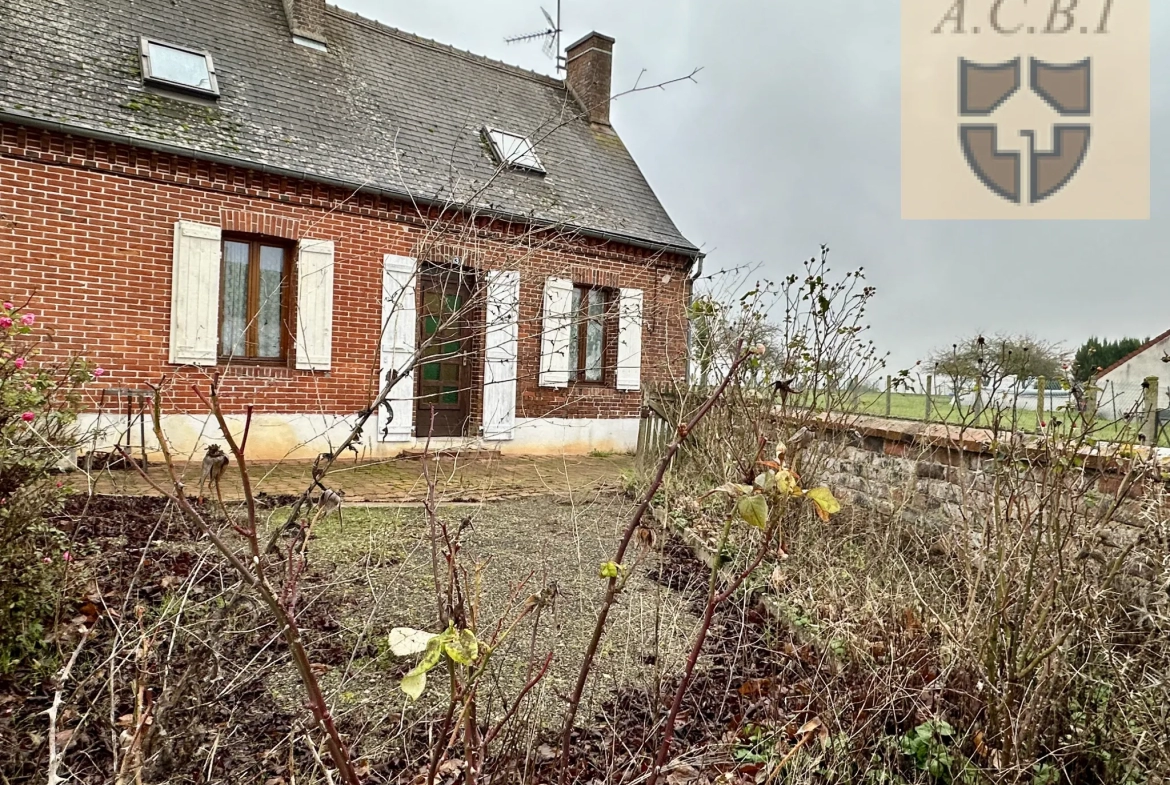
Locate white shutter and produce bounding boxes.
[539,277,573,388]
[169,220,221,366]
[379,254,416,442]
[482,270,520,440]
[616,288,643,391]
[294,238,335,371]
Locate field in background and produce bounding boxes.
[852,391,1170,447]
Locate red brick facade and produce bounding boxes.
[0,123,692,431]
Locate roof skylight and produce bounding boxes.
[483,127,545,173]
[140,38,219,97]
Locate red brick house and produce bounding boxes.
[0,0,701,460]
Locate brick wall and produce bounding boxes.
[0,123,692,427]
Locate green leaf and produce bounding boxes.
[736,494,769,529]
[388,627,435,656]
[753,471,775,491]
[805,486,841,521]
[443,628,480,665]
[599,561,621,579]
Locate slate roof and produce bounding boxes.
[0,0,698,254]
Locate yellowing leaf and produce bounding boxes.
[388,627,435,656]
[399,630,451,700]
[775,468,801,496]
[400,670,427,700]
[443,628,480,665]
[805,486,841,521]
[736,494,769,529]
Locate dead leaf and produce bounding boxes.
[536,743,556,761]
[53,728,73,747]
[437,759,465,775]
[737,678,772,697]
[797,717,823,736]
[666,763,702,784]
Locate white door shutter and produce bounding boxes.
[379,254,416,442]
[169,220,222,366]
[482,270,520,440]
[539,276,573,388]
[616,288,644,391]
[294,239,335,371]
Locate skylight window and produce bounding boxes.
[483,127,545,173]
[139,38,219,97]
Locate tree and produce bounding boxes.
[930,333,1067,390]
[1071,336,1147,382]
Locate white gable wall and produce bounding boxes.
[1097,332,1170,419]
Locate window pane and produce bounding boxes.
[422,363,440,381]
[256,246,284,358]
[585,314,604,382]
[220,241,249,357]
[587,288,605,318]
[568,288,581,379]
[147,42,213,91]
[440,386,459,404]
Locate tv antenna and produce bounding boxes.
[505,2,564,72]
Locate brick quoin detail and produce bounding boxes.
[0,123,693,424]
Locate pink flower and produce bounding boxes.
[20,411,34,422]
[2,302,11,311]
[13,357,25,369]
[20,313,34,326]
[62,551,72,563]
[42,557,52,564]
[93,367,106,377]
[0,317,12,328]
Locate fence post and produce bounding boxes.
[883,375,891,417]
[1036,375,1046,431]
[1140,376,1159,445]
[1083,382,1099,429]
[924,375,933,422]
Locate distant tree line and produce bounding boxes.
[1071,336,1148,381]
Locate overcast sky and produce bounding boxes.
[342,0,1168,371]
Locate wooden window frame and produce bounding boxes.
[218,234,295,365]
[569,284,611,386]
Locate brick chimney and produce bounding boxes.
[281,0,327,45]
[566,32,615,126]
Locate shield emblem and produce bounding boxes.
[958,57,1091,205]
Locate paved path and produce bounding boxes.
[86,453,632,503]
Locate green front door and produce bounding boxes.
[415,275,472,437]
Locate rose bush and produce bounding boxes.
[0,300,94,678]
